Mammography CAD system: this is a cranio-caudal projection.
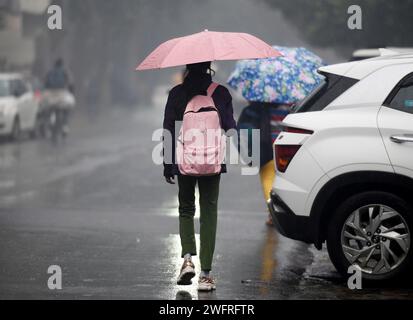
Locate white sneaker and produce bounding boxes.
[198,276,216,292]
[177,260,195,285]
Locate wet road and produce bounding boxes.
[1,106,413,300]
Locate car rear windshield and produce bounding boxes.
[293,72,359,113]
[0,80,10,97]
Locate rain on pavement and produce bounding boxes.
[1,0,413,301]
[1,106,413,300]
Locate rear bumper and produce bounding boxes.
[267,190,316,244]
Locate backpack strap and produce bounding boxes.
[207,82,219,97]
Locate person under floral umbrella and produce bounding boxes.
[230,46,325,225]
[237,101,291,225]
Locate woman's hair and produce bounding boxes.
[182,61,214,104]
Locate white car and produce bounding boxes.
[268,51,413,282]
[0,73,39,140]
[351,47,413,61]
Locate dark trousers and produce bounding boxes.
[178,174,221,271]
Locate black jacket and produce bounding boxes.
[237,102,275,168]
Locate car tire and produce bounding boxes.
[30,115,41,139]
[327,191,413,283]
[10,117,21,142]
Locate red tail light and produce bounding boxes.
[274,126,313,172]
[275,145,302,173]
[284,126,314,134]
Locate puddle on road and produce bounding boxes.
[257,227,279,295]
[157,226,312,300]
[159,234,201,300]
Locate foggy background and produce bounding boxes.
[3,0,412,112]
[1,0,413,300]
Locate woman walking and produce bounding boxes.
[137,30,279,291]
[163,62,236,291]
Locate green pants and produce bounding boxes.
[178,174,221,272]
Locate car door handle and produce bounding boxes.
[390,135,413,144]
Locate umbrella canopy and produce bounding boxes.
[227,46,326,104]
[136,30,281,70]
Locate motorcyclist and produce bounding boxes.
[43,58,75,136]
[45,58,72,90]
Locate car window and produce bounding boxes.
[0,79,10,97]
[388,76,413,115]
[292,79,326,113]
[294,72,359,113]
[16,79,28,95]
[10,79,28,97]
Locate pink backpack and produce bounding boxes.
[176,82,225,176]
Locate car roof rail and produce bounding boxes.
[379,48,400,56]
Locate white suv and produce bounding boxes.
[268,51,413,282]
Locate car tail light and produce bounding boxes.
[275,145,302,173]
[274,126,313,172]
[284,126,313,135]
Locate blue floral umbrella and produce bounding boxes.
[227,46,326,104]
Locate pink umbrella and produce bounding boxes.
[136,30,281,70]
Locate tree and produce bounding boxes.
[262,0,413,48]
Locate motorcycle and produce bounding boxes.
[38,89,75,142]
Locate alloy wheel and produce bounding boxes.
[341,204,410,275]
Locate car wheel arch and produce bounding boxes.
[310,171,413,248]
